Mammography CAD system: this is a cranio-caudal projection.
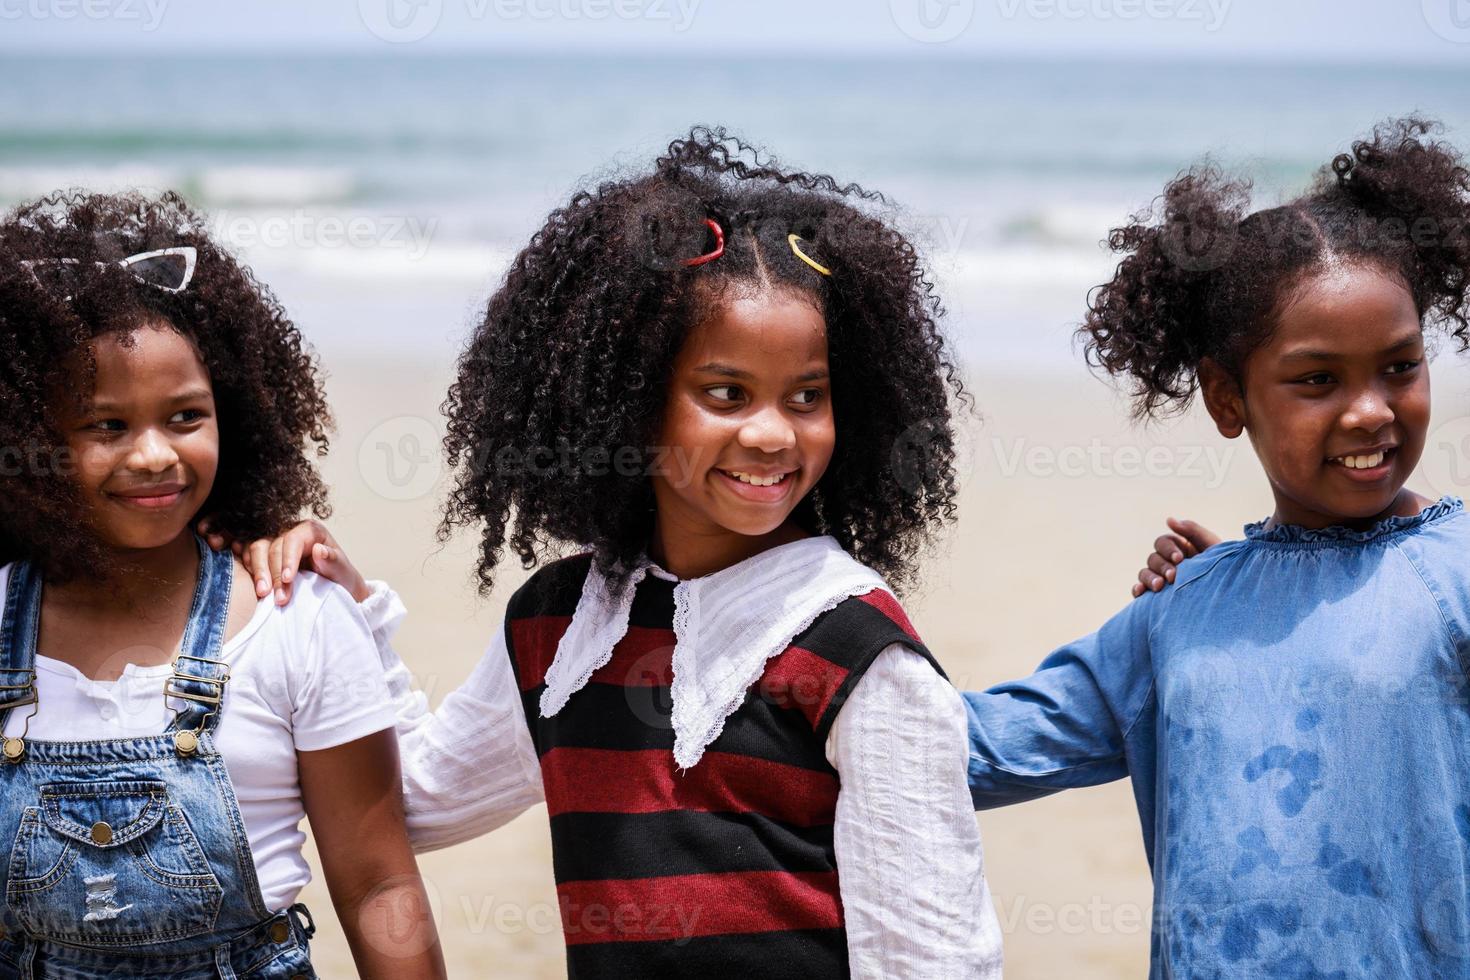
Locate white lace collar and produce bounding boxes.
[538,535,890,769]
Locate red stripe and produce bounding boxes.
[509,615,573,691]
[557,870,841,945]
[757,646,849,729]
[541,748,838,827]
[587,627,676,687]
[856,589,921,642]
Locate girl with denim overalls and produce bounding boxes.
[0,192,444,979]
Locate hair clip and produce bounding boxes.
[787,234,831,276]
[682,219,725,268]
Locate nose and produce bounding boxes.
[126,427,180,475]
[1339,385,1395,434]
[736,405,798,455]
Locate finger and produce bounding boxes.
[1147,553,1176,583]
[269,538,287,605]
[277,533,307,605]
[1168,518,1219,551]
[312,542,337,572]
[1138,568,1166,592]
[1152,534,1187,563]
[247,541,272,598]
[1131,582,1145,598]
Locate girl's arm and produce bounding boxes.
[223,520,545,850]
[965,590,1158,808]
[363,595,545,850]
[298,731,445,979]
[826,647,1004,979]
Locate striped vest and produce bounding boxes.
[504,553,947,979]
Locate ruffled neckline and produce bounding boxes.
[1244,496,1463,545]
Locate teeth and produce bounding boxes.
[1334,451,1386,470]
[727,470,789,487]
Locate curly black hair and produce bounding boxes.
[441,126,969,595]
[0,190,332,581]
[1083,116,1470,418]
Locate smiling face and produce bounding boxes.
[57,323,219,553]
[1201,261,1431,530]
[650,287,835,568]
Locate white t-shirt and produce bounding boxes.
[0,566,397,911]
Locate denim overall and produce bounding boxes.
[0,539,318,979]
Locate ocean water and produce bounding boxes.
[4,54,1470,368]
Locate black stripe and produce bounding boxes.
[524,684,834,773]
[565,928,849,980]
[550,810,836,882]
[794,595,941,673]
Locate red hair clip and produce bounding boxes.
[682,218,725,268]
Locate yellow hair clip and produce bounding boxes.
[787,234,832,277]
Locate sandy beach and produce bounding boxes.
[284,350,1470,978]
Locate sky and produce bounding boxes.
[3,0,1470,63]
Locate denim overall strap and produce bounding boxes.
[0,538,320,977]
[0,562,39,735]
[164,537,234,738]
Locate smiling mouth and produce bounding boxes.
[108,486,189,510]
[1327,448,1396,478]
[715,467,799,501]
[719,469,795,487]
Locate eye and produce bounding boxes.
[1385,360,1421,376]
[705,385,743,404]
[170,408,206,424]
[89,418,126,433]
[790,388,824,407]
[1296,373,1335,387]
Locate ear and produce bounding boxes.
[1198,357,1246,439]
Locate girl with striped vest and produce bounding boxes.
[228,127,1004,978]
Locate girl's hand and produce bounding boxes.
[198,517,370,605]
[1131,518,1222,597]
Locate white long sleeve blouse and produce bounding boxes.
[358,542,1003,979]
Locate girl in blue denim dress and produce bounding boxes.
[0,193,444,979]
[965,116,1470,977]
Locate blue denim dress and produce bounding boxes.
[966,497,1470,978]
[0,538,318,979]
